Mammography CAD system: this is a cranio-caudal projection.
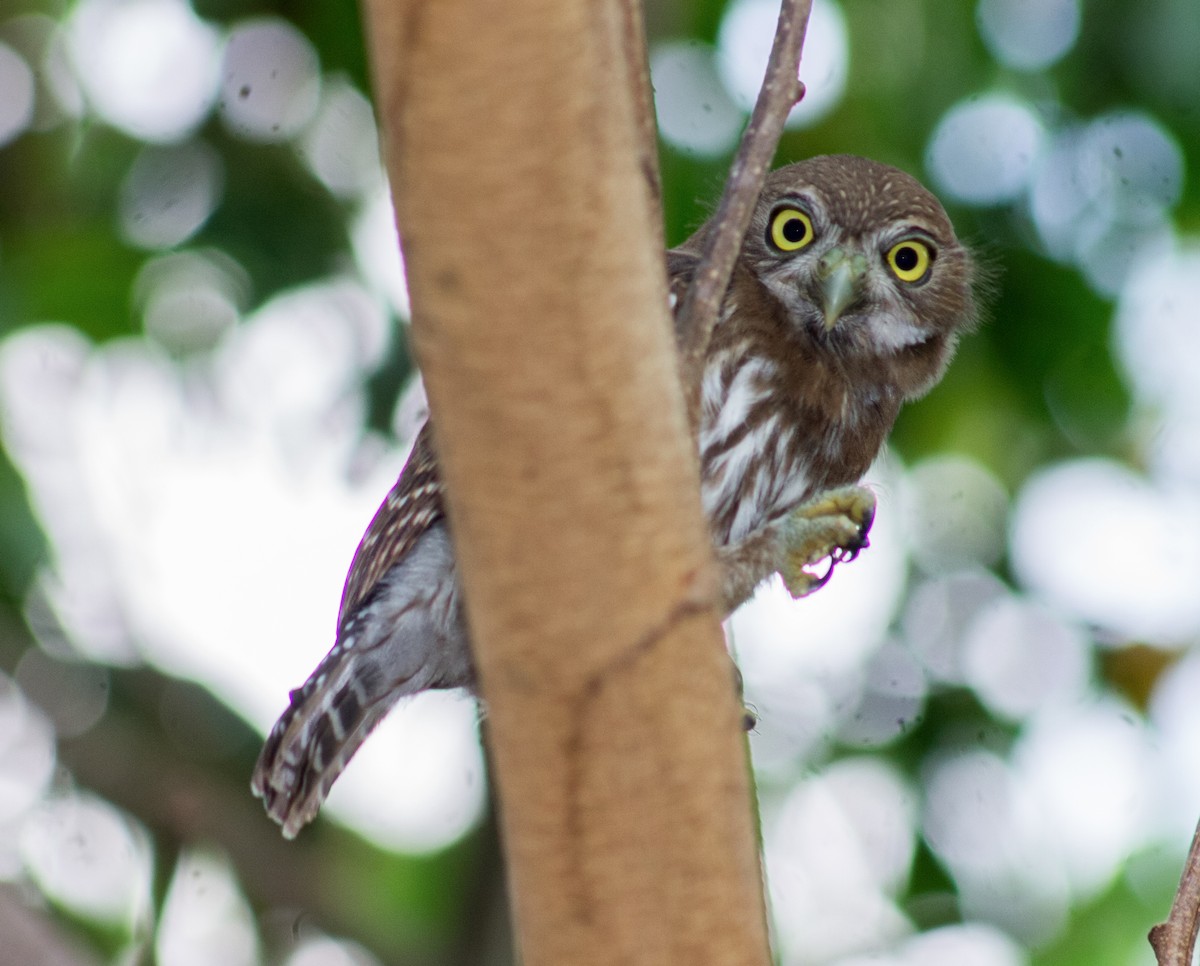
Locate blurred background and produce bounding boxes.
[0,0,1198,962]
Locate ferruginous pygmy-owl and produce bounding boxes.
[253,154,978,837]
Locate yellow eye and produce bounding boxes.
[886,240,932,283]
[769,208,814,252]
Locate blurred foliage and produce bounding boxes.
[1,0,1199,963]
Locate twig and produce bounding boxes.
[1150,813,1200,964]
[676,0,813,426]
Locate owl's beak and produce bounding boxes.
[817,249,868,331]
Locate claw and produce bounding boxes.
[781,554,837,598]
[778,484,877,599]
[832,532,870,564]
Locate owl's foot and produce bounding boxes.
[779,485,876,598]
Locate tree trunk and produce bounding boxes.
[360,2,771,963]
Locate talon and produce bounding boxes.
[778,484,877,598]
[780,555,838,598]
[833,533,869,565]
[812,558,838,589]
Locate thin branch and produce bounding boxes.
[676,0,813,425]
[1150,813,1200,965]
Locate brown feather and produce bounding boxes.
[337,422,444,628]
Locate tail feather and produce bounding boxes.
[251,522,466,838]
[251,659,402,839]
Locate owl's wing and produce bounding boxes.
[336,420,445,630]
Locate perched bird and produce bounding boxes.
[252,154,977,837]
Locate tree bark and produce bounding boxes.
[360,2,771,964]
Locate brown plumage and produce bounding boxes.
[252,155,977,837]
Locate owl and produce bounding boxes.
[252,154,977,837]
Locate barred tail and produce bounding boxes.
[252,523,467,838]
[251,650,403,839]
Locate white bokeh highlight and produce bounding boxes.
[832,923,1028,966]
[836,638,927,750]
[135,249,249,354]
[718,0,849,128]
[766,758,915,964]
[1084,112,1185,220]
[650,41,745,158]
[21,792,154,930]
[301,77,383,198]
[156,849,259,966]
[922,748,1068,945]
[0,675,55,826]
[119,140,224,249]
[0,41,35,146]
[1149,651,1200,843]
[0,675,56,879]
[902,454,1008,573]
[1013,700,1152,898]
[1010,459,1200,643]
[1029,111,1183,294]
[976,0,1080,71]
[353,188,411,319]
[960,596,1089,722]
[1115,245,1200,415]
[1114,242,1200,486]
[926,93,1044,206]
[902,570,1008,685]
[0,286,486,852]
[219,18,321,142]
[67,0,221,142]
[286,935,383,966]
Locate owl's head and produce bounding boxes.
[741,154,977,397]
